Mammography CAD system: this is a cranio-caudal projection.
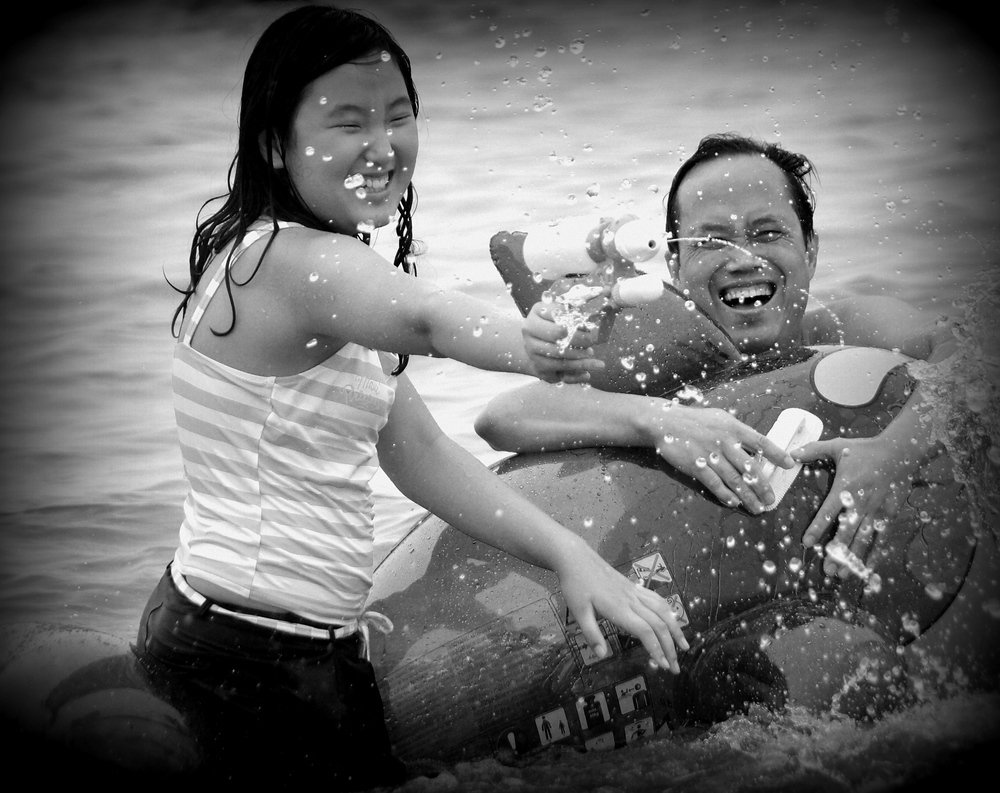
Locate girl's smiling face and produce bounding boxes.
[669,154,818,355]
[275,55,418,235]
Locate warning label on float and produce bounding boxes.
[624,716,654,744]
[615,675,650,715]
[576,691,611,729]
[535,706,571,747]
[631,552,672,586]
[665,593,690,627]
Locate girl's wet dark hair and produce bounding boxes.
[171,4,420,374]
[665,133,817,257]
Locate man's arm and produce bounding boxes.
[804,295,957,361]
[795,294,959,577]
[475,382,793,514]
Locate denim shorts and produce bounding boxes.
[133,564,407,790]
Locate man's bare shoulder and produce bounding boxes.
[803,295,928,348]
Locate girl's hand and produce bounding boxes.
[642,402,794,513]
[557,543,689,673]
[522,301,605,384]
[792,435,914,579]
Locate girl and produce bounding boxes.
[133,5,688,788]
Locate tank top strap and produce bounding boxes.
[181,220,298,345]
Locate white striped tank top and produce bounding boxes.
[171,221,396,625]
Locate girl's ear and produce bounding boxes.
[258,130,285,169]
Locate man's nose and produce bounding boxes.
[720,241,763,271]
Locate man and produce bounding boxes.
[478,133,956,579]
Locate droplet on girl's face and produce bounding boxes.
[380,50,391,62]
[305,146,315,157]
[305,338,318,349]
[308,272,320,283]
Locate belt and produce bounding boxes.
[170,564,392,659]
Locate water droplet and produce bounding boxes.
[709,452,720,465]
[583,517,594,528]
[695,457,707,469]
[380,50,391,62]
[788,557,803,573]
[725,536,736,549]
[344,174,365,189]
[839,490,855,509]
[762,560,777,575]
[569,38,585,54]
[619,355,636,370]
[305,146,315,157]
[308,272,320,283]
[495,36,506,48]
[305,338,318,349]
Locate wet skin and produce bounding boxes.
[668,155,818,355]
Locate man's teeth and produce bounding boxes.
[721,283,775,306]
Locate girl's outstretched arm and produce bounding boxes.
[251,228,603,383]
[378,372,689,671]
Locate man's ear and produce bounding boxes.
[806,232,819,279]
[258,130,285,169]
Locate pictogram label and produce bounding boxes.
[665,593,690,627]
[624,716,654,744]
[576,691,611,729]
[535,706,571,747]
[631,552,673,586]
[614,675,650,715]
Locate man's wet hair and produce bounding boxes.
[665,133,817,255]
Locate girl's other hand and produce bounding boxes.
[523,301,605,384]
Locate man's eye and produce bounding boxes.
[753,229,784,243]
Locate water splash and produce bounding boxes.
[908,269,1000,544]
[541,282,606,352]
